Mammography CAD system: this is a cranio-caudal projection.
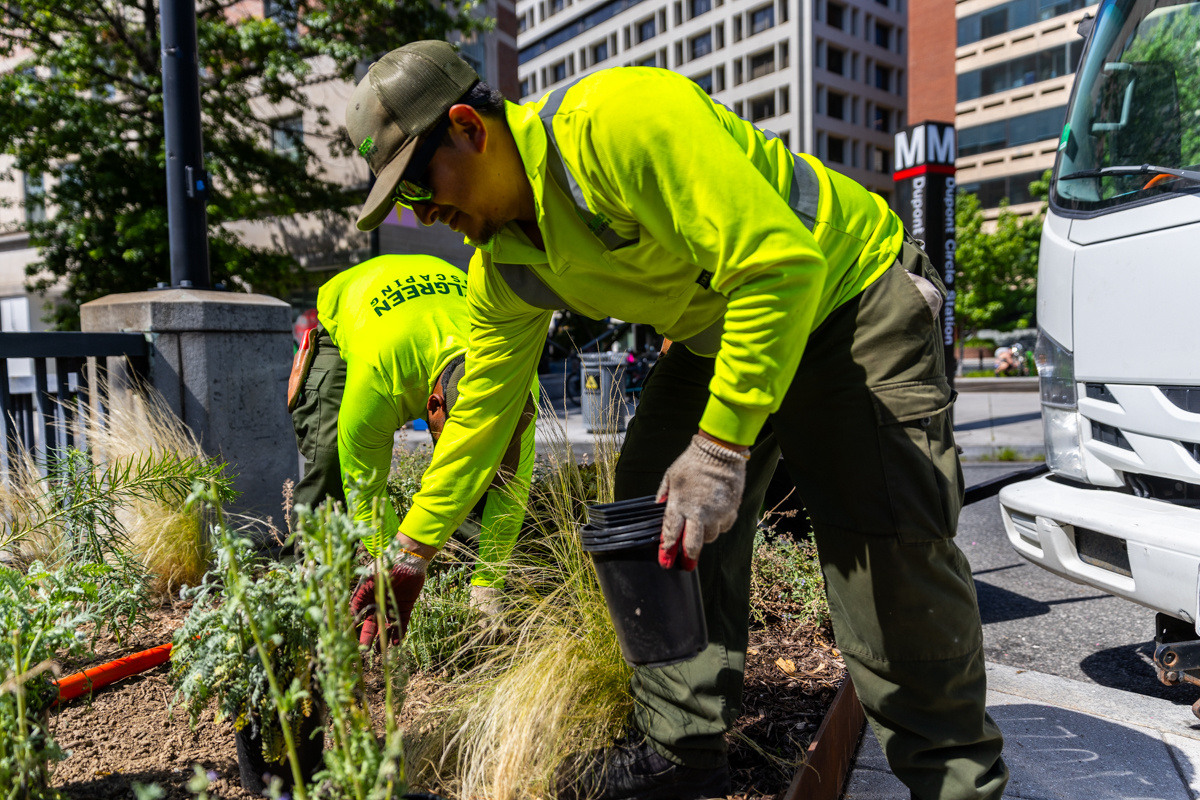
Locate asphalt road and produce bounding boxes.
[960,461,1200,714]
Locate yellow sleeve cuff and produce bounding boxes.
[398,502,459,550]
[699,396,768,449]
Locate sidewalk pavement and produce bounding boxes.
[533,375,1046,463]
[844,661,1200,799]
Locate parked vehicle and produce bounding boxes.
[997,0,1200,714]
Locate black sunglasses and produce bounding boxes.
[393,115,453,207]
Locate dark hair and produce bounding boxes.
[459,80,507,117]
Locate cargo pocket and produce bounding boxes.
[871,379,961,544]
[292,366,334,461]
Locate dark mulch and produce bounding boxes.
[48,601,844,799]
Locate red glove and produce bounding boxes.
[350,549,429,646]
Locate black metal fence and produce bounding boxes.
[0,332,151,478]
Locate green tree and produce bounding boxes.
[955,170,1049,339]
[0,0,488,328]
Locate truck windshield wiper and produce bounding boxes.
[1058,164,1200,183]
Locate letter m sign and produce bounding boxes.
[893,122,957,176]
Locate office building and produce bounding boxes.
[515,0,908,201]
[954,0,1096,215]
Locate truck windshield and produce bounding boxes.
[1053,0,1200,213]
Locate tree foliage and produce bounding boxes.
[954,170,1049,337]
[0,0,488,328]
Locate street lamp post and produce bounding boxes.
[159,0,211,289]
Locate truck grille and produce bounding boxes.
[1091,421,1132,450]
[1080,383,1200,505]
[1161,386,1200,413]
[1125,473,1200,507]
[1075,526,1132,577]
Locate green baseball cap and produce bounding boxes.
[346,41,479,231]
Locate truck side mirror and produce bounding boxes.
[1091,61,1182,166]
[1077,13,1094,39]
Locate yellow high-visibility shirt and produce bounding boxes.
[400,67,902,548]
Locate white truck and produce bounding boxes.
[997,0,1200,709]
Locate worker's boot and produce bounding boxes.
[553,733,729,800]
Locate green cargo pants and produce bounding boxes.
[291,328,348,513]
[613,238,1008,800]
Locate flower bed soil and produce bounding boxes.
[49,602,844,800]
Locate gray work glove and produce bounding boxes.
[657,434,749,571]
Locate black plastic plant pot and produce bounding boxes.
[235,707,326,794]
[583,539,708,668]
[587,496,663,525]
[580,521,664,544]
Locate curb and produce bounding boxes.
[783,677,865,800]
[955,377,1039,393]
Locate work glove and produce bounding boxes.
[657,434,749,571]
[350,549,429,647]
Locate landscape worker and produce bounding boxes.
[287,253,537,643]
[344,41,1007,800]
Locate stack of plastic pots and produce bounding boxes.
[581,496,708,668]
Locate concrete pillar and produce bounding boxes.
[81,289,296,525]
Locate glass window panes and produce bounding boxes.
[690,32,713,59]
[750,93,776,121]
[750,4,775,33]
[827,46,845,75]
[749,49,774,78]
[271,115,303,159]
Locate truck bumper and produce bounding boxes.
[999,475,1200,624]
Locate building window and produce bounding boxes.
[871,106,891,132]
[873,147,891,173]
[715,65,726,91]
[551,0,566,13]
[827,46,845,75]
[519,78,531,97]
[638,17,656,42]
[271,115,303,159]
[749,93,775,122]
[552,60,568,82]
[733,59,744,85]
[874,21,892,50]
[690,0,712,17]
[733,15,743,41]
[750,4,774,34]
[639,54,657,67]
[690,31,713,59]
[827,135,846,163]
[827,91,846,119]
[779,86,790,114]
[264,0,298,44]
[23,172,45,225]
[693,71,714,94]
[827,1,845,29]
[592,39,610,63]
[874,64,892,91]
[749,49,774,78]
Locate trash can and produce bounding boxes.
[579,353,627,433]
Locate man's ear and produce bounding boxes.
[426,390,445,417]
[447,103,488,153]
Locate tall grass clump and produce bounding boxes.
[403,399,633,800]
[0,382,233,597]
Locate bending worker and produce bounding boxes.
[345,42,1006,800]
[288,253,537,641]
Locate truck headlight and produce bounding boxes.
[1036,329,1087,481]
